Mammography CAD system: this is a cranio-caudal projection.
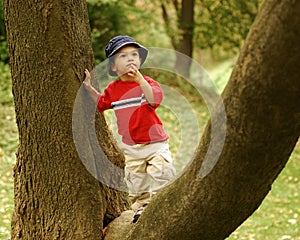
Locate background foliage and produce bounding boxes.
[0,0,262,64]
[86,0,262,64]
[195,0,260,51]
[0,2,8,64]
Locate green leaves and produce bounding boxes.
[195,0,262,52]
[87,0,155,63]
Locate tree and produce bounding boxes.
[3,0,300,240]
[119,0,300,239]
[161,0,195,77]
[3,0,128,239]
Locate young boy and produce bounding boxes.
[83,36,176,223]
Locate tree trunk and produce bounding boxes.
[117,0,299,239]
[174,0,195,78]
[3,0,128,239]
[161,0,195,78]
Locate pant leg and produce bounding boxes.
[147,142,176,195]
[120,141,176,210]
[121,143,152,211]
[125,159,151,211]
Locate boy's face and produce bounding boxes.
[111,46,142,77]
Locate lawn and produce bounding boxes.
[0,60,299,240]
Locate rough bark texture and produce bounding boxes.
[3,0,128,239]
[114,0,299,239]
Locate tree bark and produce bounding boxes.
[161,0,195,78]
[118,0,300,239]
[174,0,195,78]
[3,0,128,239]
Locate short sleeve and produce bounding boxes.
[97,87,113,113]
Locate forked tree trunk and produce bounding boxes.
[3,0,300,239]
[4,1,128,239]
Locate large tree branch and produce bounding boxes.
[105,0,300,239]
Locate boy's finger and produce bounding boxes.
[129,64,137,71]
[129,70,136,75]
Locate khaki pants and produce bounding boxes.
[120,141,176,211]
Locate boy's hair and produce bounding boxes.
[105,36,148,76]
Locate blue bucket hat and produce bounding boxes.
[105,35,148,76]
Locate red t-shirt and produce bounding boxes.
[97,76,169,145]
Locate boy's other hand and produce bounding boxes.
[82,69,100,103]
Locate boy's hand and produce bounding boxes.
[83,69,92,88]
[127,64,155,106]
[82,69,100,103]
[127,64,144,84]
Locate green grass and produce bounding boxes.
[0,60,299,240]
[228,146,300,240]
[0,62,16,240]
[0,106,17,240]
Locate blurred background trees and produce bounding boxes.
[0,0,262,74]
[0,0,262,73]
[86,0,262,67]
[0,0,263,66]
